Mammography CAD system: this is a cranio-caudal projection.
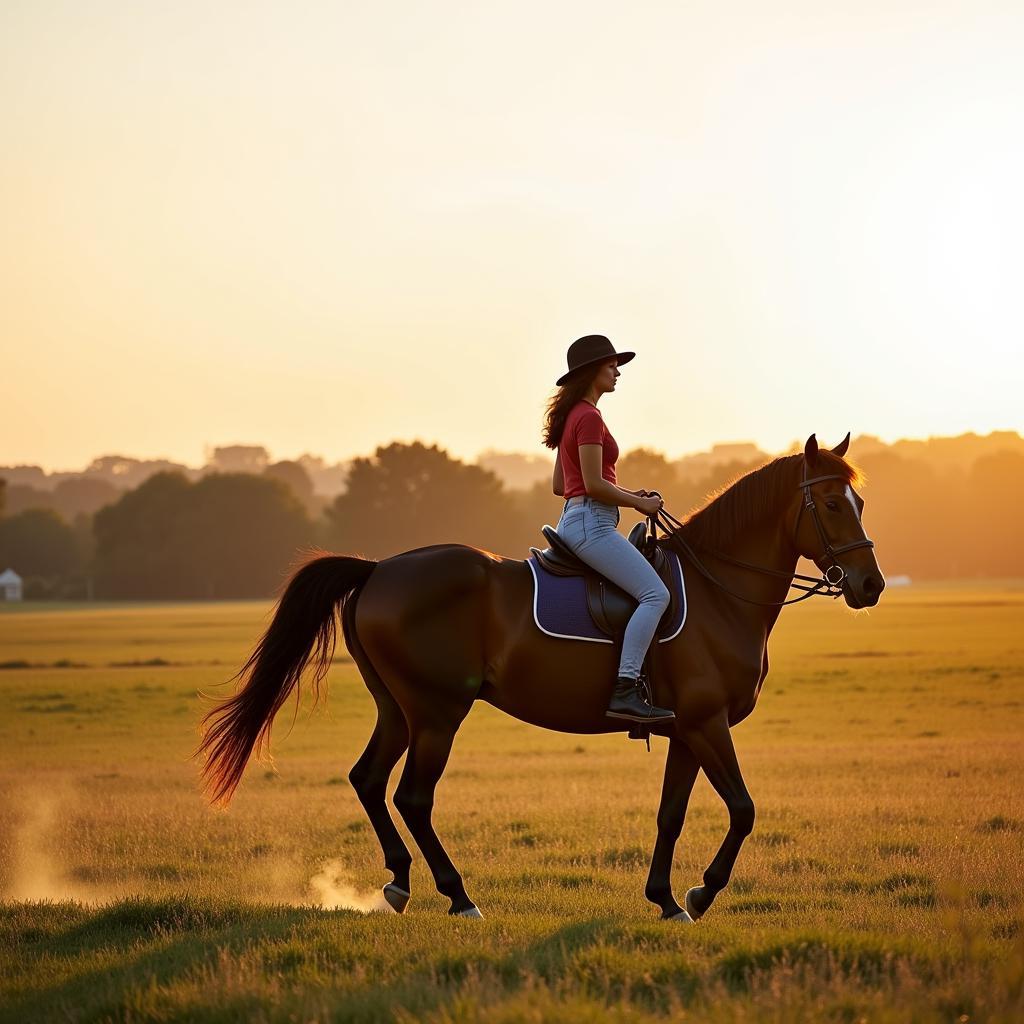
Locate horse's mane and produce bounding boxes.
[673,451,864,551]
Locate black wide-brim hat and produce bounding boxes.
[556,334,635,386]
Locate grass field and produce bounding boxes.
[1,581,1023,1022]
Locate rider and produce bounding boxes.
[543,334,676,725]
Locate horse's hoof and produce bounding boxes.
[450,904,483,918]
[664,909,694,923]
[382,883,410,914]
[685,886,705,921]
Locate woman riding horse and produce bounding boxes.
[197,335,883,920]
[543,334,675,724]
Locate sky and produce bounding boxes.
[2,0,1021,473]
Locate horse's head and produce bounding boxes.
[793,433,884,609]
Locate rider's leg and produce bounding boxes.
[563,499,674,722]
[572,502,670,674]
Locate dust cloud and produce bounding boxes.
[3,790,392,913]
[5,790,117,904]
[302,858,392,914]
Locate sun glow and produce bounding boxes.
[1,1,1020,470]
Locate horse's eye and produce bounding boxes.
[826,501,839,512]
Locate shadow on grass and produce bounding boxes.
[2,897,1014,1023]
[3,897,329,1023]
[3,901,665,1022]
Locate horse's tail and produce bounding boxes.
[195,550,377,806]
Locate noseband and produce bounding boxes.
[649,460,875,607]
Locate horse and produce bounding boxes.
[196,432,883,921]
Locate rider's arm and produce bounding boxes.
[552,453,565,496]
[579,445,644,510]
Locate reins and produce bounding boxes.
[644,466,875,608]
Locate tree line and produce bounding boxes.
[1,438,1022,599]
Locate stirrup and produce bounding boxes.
[628,722,653,752]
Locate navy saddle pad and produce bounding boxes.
[527,548,687,644]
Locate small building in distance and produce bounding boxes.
[0,568,23,601]
[887,574,912,586]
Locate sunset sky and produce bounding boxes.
[2,1,1021,473]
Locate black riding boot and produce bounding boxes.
[605,675,676,724]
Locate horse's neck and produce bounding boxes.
[702,512,799,633]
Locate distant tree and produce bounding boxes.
[10,432,1024,591]
[0,464,48,489]
[477,449,553,490]
[207,445,269,475]
[0,508,81,577]
[3,484,57,517]
[854,451,949,579]
[87,455,144,478]
[679,457,767,520]
[85,455,195,490]
[617,448,678,490]
[94,470,313,598]
[93,471,195,598]
[324,441,517,558]
[964,450,1024,577]
[70,511,96,577]
[297,453,351,497]
[181,473,313,597]
[264,460,315,509]
[505,479,567,556]
[53,477,121,518]
[616,447,682,530]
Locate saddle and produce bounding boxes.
[528,523,681,640]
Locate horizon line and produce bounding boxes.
[3,426,1022,477]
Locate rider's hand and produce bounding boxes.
[636,494,664,517]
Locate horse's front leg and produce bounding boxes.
[645,737,700,920]
[681,710,755,920]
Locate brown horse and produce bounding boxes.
[197,432,883,920]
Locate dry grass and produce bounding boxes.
[1,581,1022,1021]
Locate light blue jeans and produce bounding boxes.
[556,495,670,679]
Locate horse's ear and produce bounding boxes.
[804,433,819,465]
[830,431,851,458]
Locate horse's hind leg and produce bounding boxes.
[393,710,479,917]
[348,699,412,912]
[343,596,414,911]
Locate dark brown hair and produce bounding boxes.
[541,363,608,449]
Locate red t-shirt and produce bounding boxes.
[558,400,619,499]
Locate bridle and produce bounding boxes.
[791,461,876,587]
[646,459,876,607]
